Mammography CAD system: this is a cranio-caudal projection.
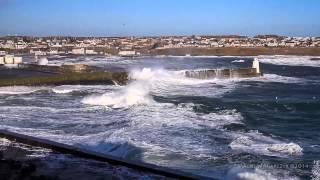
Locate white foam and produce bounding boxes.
[128,68,236,97]
[229,133,303,156]
[267,143,303,155]
[258,55,320,67]
[0,138,12,147]
[52,85,118,94]
[0,86,47,95]
[226,167,298,180]
[240,74,309,84]
[232,59,245,63]
[236,169,277,180]
[312,160,320,180]
[82,68,236,108]
[52,85,79,94]
[0,100,245,162]
[82,81,154,108]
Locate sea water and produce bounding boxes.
[0,56,319,179]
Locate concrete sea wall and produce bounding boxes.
[0,71,128,86]
[185,68,261,79]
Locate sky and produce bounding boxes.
[0,0,320,37]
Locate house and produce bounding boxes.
[0,51,6,56]
[85,49,98,55]
[72,48,85,55]
[118,50,136,56]
[0,55,23,65]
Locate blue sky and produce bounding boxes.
[0,0,319,37]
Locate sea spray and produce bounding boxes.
[82,81,154,108]
[82,68,177,108]
[82,67,235,108]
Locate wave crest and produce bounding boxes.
[82,81,154,108]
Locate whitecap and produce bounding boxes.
[258,55,320,67]
[0,86,48,95]
[226,167,298,180]
[82,81,154,108]
[229,134,303,156]
[232,59,245,63]
[52,85,117,94]
[267,143,303,155]
[239,74,311,84]
[128,68,236,97]
[312,160,320,180]
[52,85,79,94]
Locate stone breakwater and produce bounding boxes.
[185,68,262,79]
[0,59,262,87]
[0,64,129,86]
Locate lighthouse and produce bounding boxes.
[252,58,260,74]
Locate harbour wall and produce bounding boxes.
[0,60,262,86]
[0,130,209,180]
[185,68,261,79]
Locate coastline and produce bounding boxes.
[3,47,320,57]
[150,47,320,56]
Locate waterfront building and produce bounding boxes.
[118,50,136,56]
[72,48,85,55]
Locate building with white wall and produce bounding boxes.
[0,55,23,65]
[72,48,85,55]
[118,50,136,56]
[0,57,4,64]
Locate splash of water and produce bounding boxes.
[82,67,228,108]
[82,81,154,108]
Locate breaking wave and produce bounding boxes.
[229,132,303,156]
[258,55,320,67]
[241,73,311,84]
[82,68,235,108]
[226,167,299,180]
[82,81,154,108]
[52,85,115,94]
[0,86,47,95]
[232,59,245,63]
[52,85,79,94]
[81,67,312,109]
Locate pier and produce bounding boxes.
[185,58,262,79]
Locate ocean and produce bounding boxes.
[0,55,319,179]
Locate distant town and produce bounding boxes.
[0,35,320,56]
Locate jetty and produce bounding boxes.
[0,56,129,86]
[0,56,262,87]
[185,58,262,79]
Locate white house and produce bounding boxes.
[85,49,98,55]
[4,55,14,64]
[72,48,85,55]
[0,57,4,64]
[118,50,136,56]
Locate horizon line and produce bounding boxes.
[1,34,319,38]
